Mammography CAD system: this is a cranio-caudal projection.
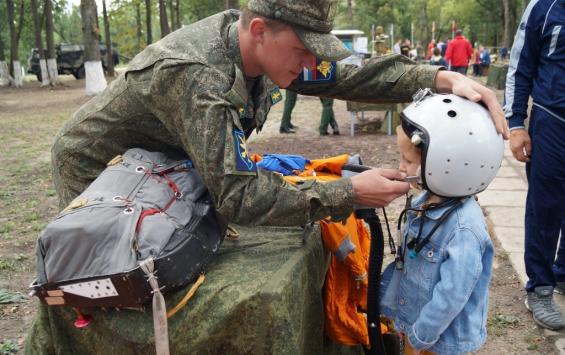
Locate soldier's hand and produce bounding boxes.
[350,168,410,207]
[435,71,509,139]
[509,128,532,162]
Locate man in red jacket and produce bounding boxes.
[445,29,473,75]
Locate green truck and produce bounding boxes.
[27,43,119,81]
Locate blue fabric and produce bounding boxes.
[380,192,494,354]
[256,154,309,176]
[504,0,565,129]
[524,106,565,291]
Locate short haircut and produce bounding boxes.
[455,29,463,35]
[433,48,440,55]
[240,7,288,32]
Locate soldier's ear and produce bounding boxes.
[248,18,267,43]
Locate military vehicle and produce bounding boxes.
[27,43,119,81]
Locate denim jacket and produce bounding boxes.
[380,192,494,355]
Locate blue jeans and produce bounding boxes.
[525,106,565,291]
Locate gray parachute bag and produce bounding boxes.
[31,148,226,309]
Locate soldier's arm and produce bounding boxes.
[128,61,354,226]
[288,54,440,103]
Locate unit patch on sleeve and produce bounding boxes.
[270,87,283,105]
[299,58,337,84]
[232,129,257,173]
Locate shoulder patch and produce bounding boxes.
[386,62,406,84]
[299,58,337,84]
[232,129,256,173]
[270,87,283,105]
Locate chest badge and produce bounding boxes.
[299,58,337,84]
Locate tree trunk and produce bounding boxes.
[167,0,175,30]
[44,0,59,84]
[347,0,353,27]
[81,0,107,95]
[102,0,115,76]
[0,15,8,87]
[31,0,50,86]
[502,0,517,50]
[159,0,170,37]
[224,0,239,9]
[6,0,25,86]
[175,0,180,29]
[135,2,143,52]
[145,0,153,45]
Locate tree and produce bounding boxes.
[145,0,152,44]
[502,0,518,50]
[44,0,59,84]
[6,0,25,86]
[0,2,9,87]
[31,0,50,85]
[81,0,107,95]
[158,0,170,37]
[135,1,142,52]
[102,0,114,76]
[224,0,239,9]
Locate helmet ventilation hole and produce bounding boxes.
[447,110,457,117]
[445,171,449,174]
[464,162,469,166]
[481,165,484,168]
[443,98,452,103]
[447,159,451,162]
[469,131,473,135]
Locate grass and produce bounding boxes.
[487,313,520,336]
[0,340,19,355]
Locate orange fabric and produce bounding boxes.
[320,215,371,346]
[260,153,374,347]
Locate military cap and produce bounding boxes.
[247,0,351,61]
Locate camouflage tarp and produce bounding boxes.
[25,224,364,355]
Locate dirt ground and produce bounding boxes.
[0,75,555,354]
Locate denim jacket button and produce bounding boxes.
[399,298,405,305]
[427,250,434,258]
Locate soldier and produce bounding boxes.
[52,0,508,227]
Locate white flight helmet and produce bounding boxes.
[400,89,504,198]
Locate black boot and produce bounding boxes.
[288,122,298,129]
[280,126,296,134]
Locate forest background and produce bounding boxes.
[0,0,529,75]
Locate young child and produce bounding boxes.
[380,90,504,355]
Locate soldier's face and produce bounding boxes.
[258,26,316,88]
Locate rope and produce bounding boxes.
[167,274,206,318]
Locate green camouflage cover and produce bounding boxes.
[25,224,363,355]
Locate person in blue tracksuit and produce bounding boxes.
[504,0,565,330]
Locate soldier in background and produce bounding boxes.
[52,0,508,227]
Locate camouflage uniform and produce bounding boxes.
[52,8,440,227]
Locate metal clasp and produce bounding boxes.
[412,88,433,105]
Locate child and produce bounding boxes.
[380,90,504,355]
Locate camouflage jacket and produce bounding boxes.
[52,10,440,226]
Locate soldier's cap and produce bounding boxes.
[247,0,351,62]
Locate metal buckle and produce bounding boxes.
[412,88,433,105]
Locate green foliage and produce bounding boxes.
[0,0,521,70]
[0,340,19,355]
[334,0,521,51]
